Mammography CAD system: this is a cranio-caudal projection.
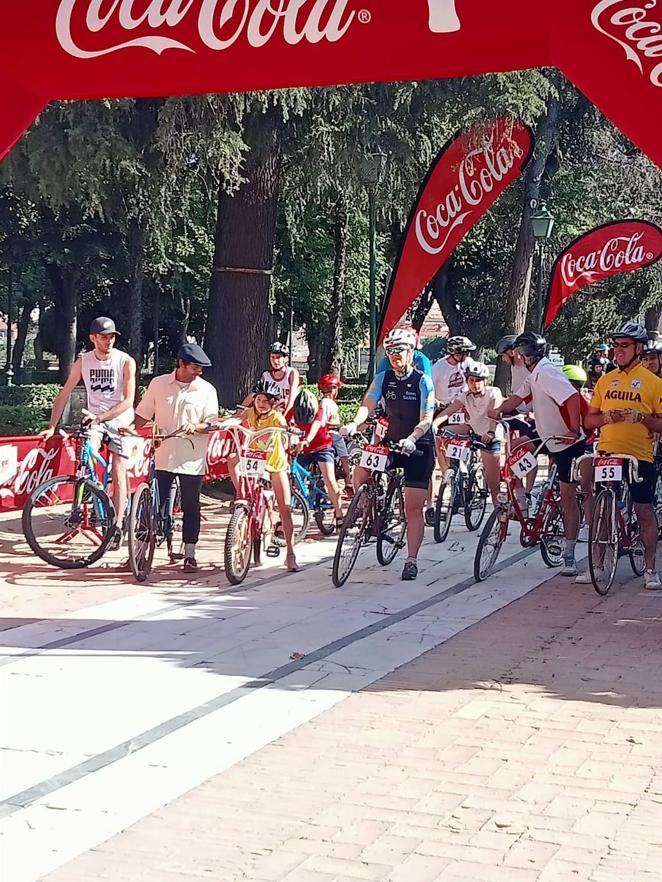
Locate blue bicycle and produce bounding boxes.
[291,457,335,536]
[22,417,118,568]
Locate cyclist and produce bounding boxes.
[318,373,353,493]
[133,343,218,575]
[432,335,477,477]
[490,332,584,576]
[581,320,662,589]
[642,340,662,378]
[587,343,612,388]
[292,388,344,529]
[343,327,435,581]
[562,364,594,542]
[496,334,538,504]
[224,379,300,573]
[376,325,432,377]
[40,316,136,550]
[435,362,503,505]
[260,342,300,418]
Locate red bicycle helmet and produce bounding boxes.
[318,373,343,392]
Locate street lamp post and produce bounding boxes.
[359,149,386,377]
[530,201,555,334]
[5,267,14,387]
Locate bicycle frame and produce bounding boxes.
[574,452,642,552]
[291,458,331,513]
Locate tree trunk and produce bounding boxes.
[12,298,34,374]
[327,193,349,373]
[645,304,662,337]
[204,110,282,407]
[126,214,145,367]
[307,328,326,384]
[46,264,80,383]
[430,264,462,334]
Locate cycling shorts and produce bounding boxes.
[549,440,588,485]
[390,442,435,490]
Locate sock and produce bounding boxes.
[406,557,417,565]
[185,543,196,559]
[564,539,576,559]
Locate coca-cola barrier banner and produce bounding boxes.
[0,430,233,512]
[1,1,662,171]
[543,220,662,329]
[378,118,533,343]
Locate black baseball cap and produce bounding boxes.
[90,317,120,336]
[177,342,212,367]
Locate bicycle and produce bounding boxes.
[22,414,122,568]
[579,452,645,595]
[331,438,417,588]
[223,425,309,585]
[473,424,565,582]
[433,429,489,543]
[291,456,335,536]
[126,427,191,582]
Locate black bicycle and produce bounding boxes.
[434,430,488,543]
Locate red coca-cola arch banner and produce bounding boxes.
[543,219,662,328]
[1,1,662,171]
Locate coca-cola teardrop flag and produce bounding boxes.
[378,118,533,343]
[543,220,662,328]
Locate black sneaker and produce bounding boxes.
[109,527,123,552]
[424,508,435,527]
[183,557,199,574]
[401,560,418,581]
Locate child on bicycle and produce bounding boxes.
[434,362,503,505]
[318,373,353,496]
[223,380,300,573]
[292,388,344,529]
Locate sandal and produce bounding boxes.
[286,553,301,573]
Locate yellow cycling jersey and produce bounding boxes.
[245,407,288,473]
[591,363,662,463]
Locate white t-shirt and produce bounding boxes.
[456,387,504,439]
[135,372,219,475]
[511,363,532,414]
[432,356,474,403]
[515,358,579,453]
[320,397,339,427]
[80,349,133,427]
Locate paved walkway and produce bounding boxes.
[1,502,661,881]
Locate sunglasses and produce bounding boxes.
[386,346,411,355]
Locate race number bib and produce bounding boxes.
[508,446,537,478]
[360,444,389,472]
[594,457,623,483]
[447,439,471,463]
[448,411,466,426]
[241,450,267,479]
[373,417,389,443]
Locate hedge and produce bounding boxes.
[0,406,51,436]
[0,385,60,408]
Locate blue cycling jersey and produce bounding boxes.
[366,368,435,444]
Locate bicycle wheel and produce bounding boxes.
[290,488,310,544]
[539,499,564,568]
[433,471,456,543]
[474,507,508,582]
[22,475,115,569]
[464,464,488,532]
[589,488,618,595]
[166,478,184,561]
[224,503,252,585]
[628,513,646,577]
[128,482,157,582]
[332,484,371,588]
[377,480,406,566]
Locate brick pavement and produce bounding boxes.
[44,569,662,882]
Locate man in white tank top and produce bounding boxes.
[41,317,137,548]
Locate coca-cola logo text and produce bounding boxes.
[206,429,234,466]
[560,232,651,288]
[592,0,662,88]
[415,129,524,256]
[56,0,362,58]
[14,447,61,497]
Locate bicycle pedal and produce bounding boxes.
[266,545,281,558]
[170,553,184,562]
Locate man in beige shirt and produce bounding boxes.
[134,343,219,574]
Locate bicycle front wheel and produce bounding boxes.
[589,488,618,595]
[433,471,455,543]
[474,507,508,582]
[464,465,488,532]
[539,499,564,568]
[22,475,115,569]
[377,480,406,566]
[166,478,184,561]
[290,488,310,544]
[224,503,253,585]
[332,484,370,588]
[128,482,157,582]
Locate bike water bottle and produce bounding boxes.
[617,499,629,524]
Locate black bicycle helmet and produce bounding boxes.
[496,334,518,355]
[447,335,476,355]
[611,320,649,344]
[253,379,282,400]
[270,341,289,356]
[514,331,547,361]
[293,388,319,425]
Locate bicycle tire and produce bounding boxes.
[539,499,564,568]
[290,487,310,544]
[128,482,157,582]
[22,475,115,569]
[224,503,252,585]
[433,471,456,543]
[377,480,406,566]
[464,465,488,532]
[474,507,508,582]
[166,478,184,561]
[314,509,336,536]
[589,488,618,595]
[332,484,370,588]
[628,513,646,577]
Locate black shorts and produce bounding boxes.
[549,440,588,484]
[627,460,656,505]
[390,443,436,490]
[504,414,538,441]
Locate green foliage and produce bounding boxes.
[0,406,50,436]
[0,384,59,407]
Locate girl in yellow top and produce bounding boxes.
[222,380,299,573]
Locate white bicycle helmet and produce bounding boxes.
[611,320,648,343]
[464,361,490,380]
[384,327,417,350]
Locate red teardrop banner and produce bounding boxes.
[543,220,662,329]
[378,118,534,344]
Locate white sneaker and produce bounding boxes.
[561,556,578,577]
[644,570,662,590]
[575,570,597,584]
[578,525,590,543]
